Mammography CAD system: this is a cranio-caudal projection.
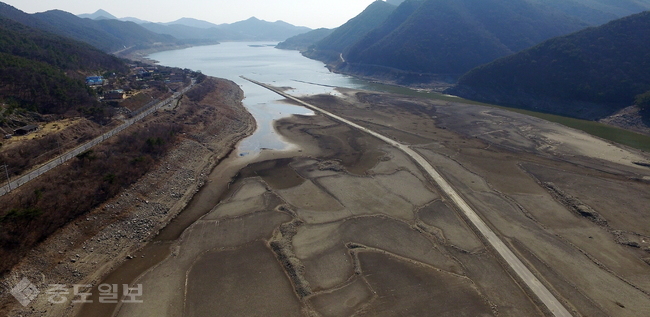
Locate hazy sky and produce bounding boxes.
[2,0,379,28]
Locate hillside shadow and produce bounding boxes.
[641,108,650,127]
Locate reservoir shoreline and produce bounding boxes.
[0,77,256,317]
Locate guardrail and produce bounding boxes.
[129,99,160,118]
[0,81,195,197]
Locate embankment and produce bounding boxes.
[0,77,255,317]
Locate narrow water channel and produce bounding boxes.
[78,41,649,316]
[77,42,373,316]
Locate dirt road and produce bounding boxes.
[244,76,573,317]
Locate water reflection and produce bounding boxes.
[149,42,371,155]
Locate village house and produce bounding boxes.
[85,76,105,86]
[13,125,38,136]
[104,89,125,100]
[168,73,185,83]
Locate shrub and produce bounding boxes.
[0,121,182,273]
[635,91,650,111]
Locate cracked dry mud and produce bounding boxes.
[116,89,650,317]
[116,136,499,317]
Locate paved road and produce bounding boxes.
[0,81,195,197]
[243,76,573,317]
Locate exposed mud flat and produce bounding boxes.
[111,96,489,315]
[0,78,256,317]
[315,89,650,316]
[82,86,650,316]
[185,242,304,316]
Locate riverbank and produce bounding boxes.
[333,77,650,152]
[291,88,650,316]
[5,40,645,316]
[115,42,219,65]
[103,84,650,316]
[0,77,255,317]
[312,55,650,146]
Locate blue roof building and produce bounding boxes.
[86,76,105,86]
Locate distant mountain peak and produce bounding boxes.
[386,0,405,5]
[164,17,219,29]
[119,17,150,24]
[140,16,310,42]
[273,20,292,26]
[93,9,115,18]
[78,9,117,20]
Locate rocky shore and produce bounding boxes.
[0,77,255,317]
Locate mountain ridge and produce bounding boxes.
[163,17,219,29]
[331,0,589,83]
[0,3,178,53]
[303,0,397,63]
[141,16,310,42]
[0,16,126,116]
[276,28,334,51]
[448,11,650,120]
[75,9,310,42]
[77,9,117,20]
[289,0,650,87]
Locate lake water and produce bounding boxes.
[149,42,373,155]
[150,42,650,153]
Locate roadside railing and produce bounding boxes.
[0,80,195,197]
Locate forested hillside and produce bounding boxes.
[0,17,126,117]
[289,0,650,86]
[276,28,334,51]
[448,12,650,120]
[303,0,396,63]
[528,0,650,25]
[343,0,587,80]
[0,2,178,53]
[343,0,425,65]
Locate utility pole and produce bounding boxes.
[56,137,64,164]
[2,164,10,193]
[56,137,63,155]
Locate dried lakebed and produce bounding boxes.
[114,88,650,317]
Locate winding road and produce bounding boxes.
[243,76,573,317]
